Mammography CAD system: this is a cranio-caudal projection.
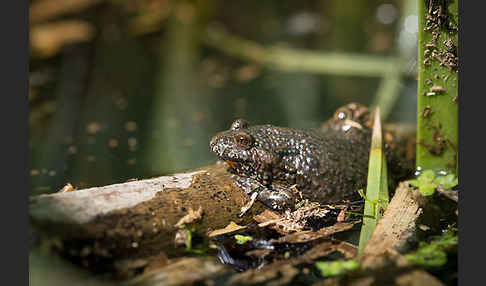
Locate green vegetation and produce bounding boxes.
[358,109,389,256]
[409,169,458,196]
[184,225,195,252]
[416,0,458,174]
[315,260,359,277]
[234,234,253,245]
[405,229,457,268]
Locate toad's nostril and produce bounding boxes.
[210,137,221,154]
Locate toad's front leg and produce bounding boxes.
[233,175,296,211]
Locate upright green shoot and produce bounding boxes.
[358,109,389,256]
[417,0,458,174]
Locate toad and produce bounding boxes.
[210,103,380,211]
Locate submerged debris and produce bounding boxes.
[227,240,358,285]
[209,198,362,273]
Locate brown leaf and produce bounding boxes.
[273,221,360,244]
[207,221,247,237]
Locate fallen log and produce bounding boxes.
[30,162,267,263]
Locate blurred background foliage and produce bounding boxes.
[29,0,419,196]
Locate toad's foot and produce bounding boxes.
[232,175,296,211]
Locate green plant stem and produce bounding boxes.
[416,0,458,174]
[358,109,389,256]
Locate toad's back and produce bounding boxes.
[243,124,371,203]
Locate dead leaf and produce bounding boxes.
[208,221,247,237]
[254,201,346,234]
[253,209,281,226]
[273,221,360,244]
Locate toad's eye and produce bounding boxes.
[233,132,253,148]
[333,103,369,122]
[335,108,351,121]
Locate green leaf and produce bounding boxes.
[315,260,359,277]
[406,248,447,268]
[357,188,366,199]
[405,230,457,269]
[419,182,438,196]
[284,251,290,259]
[358,109,389,256]
[184,224,194,251]
[234,234,253,245]
[409,179,419,187]
[411,170,458,196]
[434,174,458,189]
[419,170,436,183]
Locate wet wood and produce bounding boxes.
[227,240,357,286]
[129,257,229,286]
[30,162,266,260]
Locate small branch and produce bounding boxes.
[204,25,403,78]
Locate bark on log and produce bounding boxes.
[30,162,266,260]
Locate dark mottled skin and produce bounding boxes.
[210,103,412,211]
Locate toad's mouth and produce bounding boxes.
[225,160,238,170]
[225,160,253,177]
